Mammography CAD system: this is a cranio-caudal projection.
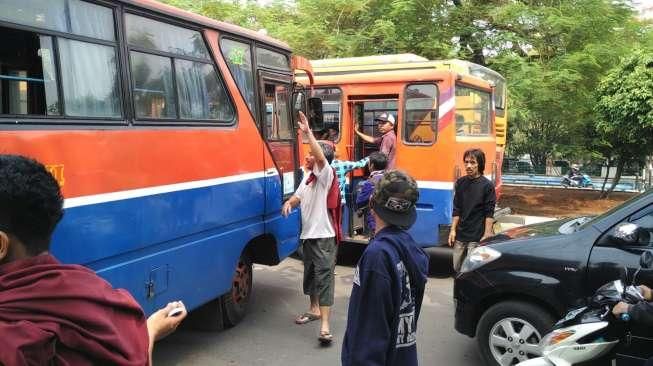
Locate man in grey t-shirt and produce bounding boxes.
[354,113,397,169]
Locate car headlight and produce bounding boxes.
[542,329,576,346]
[459,246,501,273]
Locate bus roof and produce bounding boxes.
[431,59,505,81]
[311,54,429,68]
[122,0,290,51]
[298,67,492,91]
[304,55,506,85]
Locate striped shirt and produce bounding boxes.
[331,157,369,203]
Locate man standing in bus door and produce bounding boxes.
[342,170,429,366]
[0,154,186,365]
[354,113,397,169]
[448,149,496,272]
[282,111,338,345]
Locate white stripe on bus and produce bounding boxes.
[64,171,267,209]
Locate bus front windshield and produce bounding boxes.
[470,66,506,111]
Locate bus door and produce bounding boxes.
[258,71,301,259]
[347,97,398,240]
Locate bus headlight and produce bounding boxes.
[459,246,501,273]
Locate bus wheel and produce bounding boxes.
[222,255,253,327]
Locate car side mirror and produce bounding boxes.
[640,251,653,269]
[609,222,641,246]
[307,97,324,131]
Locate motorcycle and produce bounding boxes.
[561,174,593,188]
[517,252,653,366]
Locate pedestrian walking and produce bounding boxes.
[448,148,496,272]
[342,170,429,366]
[282,111,338,345]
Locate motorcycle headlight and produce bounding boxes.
[459,246,501,273]
[542,329,576,346]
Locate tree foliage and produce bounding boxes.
[593,51,653,196]
[160,0,653,175]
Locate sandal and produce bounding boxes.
[318,331,333,345]
[295,312,321,325]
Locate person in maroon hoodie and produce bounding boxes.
[0,154,186,365]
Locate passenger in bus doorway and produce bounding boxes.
[448,149,497,272]
[282,112,339,345]
[0,155,186,366]
[331,148,369,207]
[354,113,397,169]
[355,152,388,236]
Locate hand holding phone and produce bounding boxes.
[168,306,184,317]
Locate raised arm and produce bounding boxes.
[354,122,376,144]
[298,111,327,170]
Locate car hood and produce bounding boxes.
[483,219,568,244]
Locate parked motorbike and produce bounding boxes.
[561,174,593,188]
[517,252,653,366]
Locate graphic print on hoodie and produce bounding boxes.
[342,226,429,366]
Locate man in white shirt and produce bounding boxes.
[282,112,337,345]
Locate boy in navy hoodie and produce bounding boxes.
[342,170,429,366]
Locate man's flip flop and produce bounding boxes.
[318,331,333,345]
[295,312,321,324]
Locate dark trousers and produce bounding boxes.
[645,357,653,366]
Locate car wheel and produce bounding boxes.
[477,301,555,366]
[222,255,253,327]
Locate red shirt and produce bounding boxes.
[0,254,149,365]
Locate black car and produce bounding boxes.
[454,189,653,366]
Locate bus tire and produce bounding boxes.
[222,254,253,327]
[186,298,224,331]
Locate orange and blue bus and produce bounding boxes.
[297,55,497,247]
[0,0,317,328]
[431,59,507,198]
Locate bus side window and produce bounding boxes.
[220,38,256,116]
[455,85,491,136]
[264,83,292,140]
[130,52,177,119]
[403,83,438,145]
[0,0,121,119]
[310,88,341,142]
[125,13,234,123]
[0,27,60,116]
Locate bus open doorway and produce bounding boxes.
[344,98,398,242]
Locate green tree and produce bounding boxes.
[593,51,653,197]
[160,0,652,173]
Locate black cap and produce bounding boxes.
[371,170,419,228]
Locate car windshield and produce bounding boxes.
[577,189,653,230]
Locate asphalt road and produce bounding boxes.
[153,246,484,366]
